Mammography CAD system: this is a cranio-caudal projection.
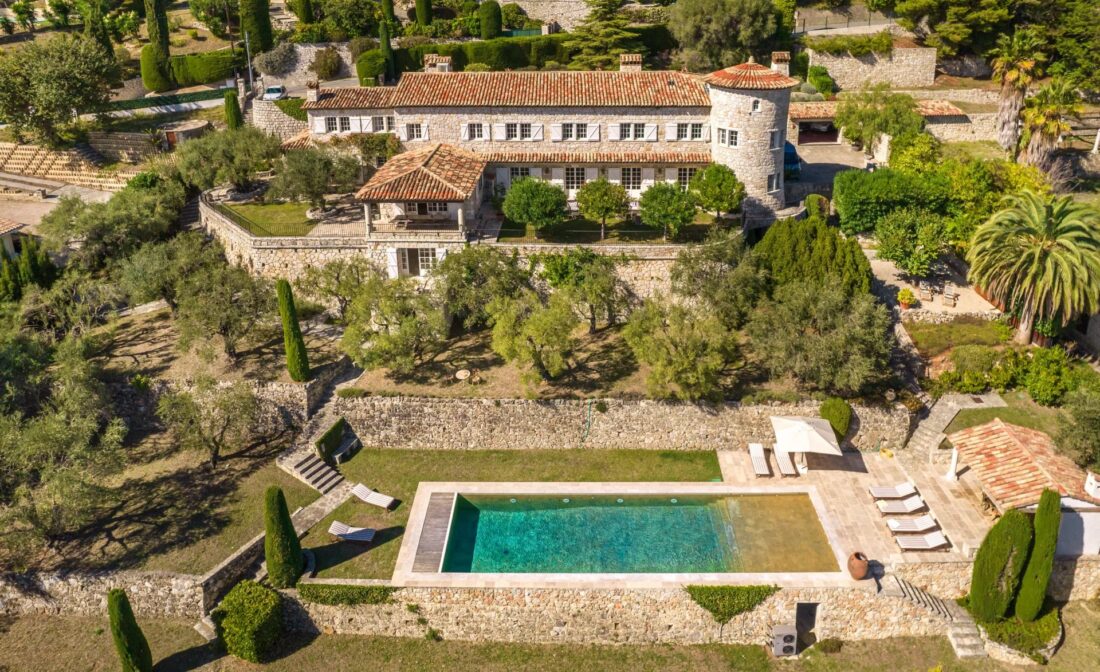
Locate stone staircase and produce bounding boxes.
[288,451,345,494]
[906,393,1006,459]
[177,196,201,229]
[0,141,140,192]
[883,575,987,659]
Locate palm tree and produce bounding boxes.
[967,191,1100,345]
[989,28,1046,157]
[1021,78,1083,175]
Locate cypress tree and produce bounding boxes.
[276,279,310,382]
[381,0,396,23]
[240,0,275,52]
[291,0,314,21]
[83,0,115,58]
[32,242,54,288]
[379,21,395,82]
[415,0,432,26]
[0,257,21,303]
[969,509,1034,622]
[263,486,303,588]
[479,0,502,40]
[144,0,170,65]
[224,90,244,130]
[1016,488,1062,622]
[108,589,154,672]
[16,240,36,286]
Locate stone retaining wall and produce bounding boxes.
[926,113,997,142]
[901,309,1002,325]
[938,55,992,78]
[252,99,309,141]
[809,47,937,90]
[0,571,202,618]
[894,88,1000,105]
[895,556,1100,601]
[335,397,912,452]
[260,42,355,89]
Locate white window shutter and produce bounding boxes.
[397,125,408,141]
[436,247,448,262]
[607,167,622,183]
[641,168,655,189]
[585,167,598,183]
[492,123,506,140]
[531,124,544,141]
[702,124,711,141]
[495,166,509,187]
[550,168,564,186]
[422,122,430,140]
[550,123,563,142]
[386,248,399,279]
[586,124,600,141]
[312,116,324,133]
[460,124,470,141]
[479,123,490,141]
[665,122,678,141]
[643,124,658,142]
[608,123,621,141]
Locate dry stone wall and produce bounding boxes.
[252,99,309,141]
[809,47,937,90]
[335,397,912,451]
[0,571,202,618]
[895,556,1100,602]
[925,113,997,142]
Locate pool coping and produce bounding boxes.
[391,482,859,590]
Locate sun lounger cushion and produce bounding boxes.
[869,482,917,499]
[886,514,938,534]
[775,448,797,477]
[749,443,770,477]
[328,520,376,542]
[352,483,396,509]
[895,531,948,551]
[876,495,925,514]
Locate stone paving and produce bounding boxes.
[868,249,998,314]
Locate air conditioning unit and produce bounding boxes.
[772,624,797,657]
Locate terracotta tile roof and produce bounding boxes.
[948,419,1098,511]
[789,99,965,121]
[0,217,25,237]
[302,87,395,110]
[387,71,710,108]
[281,130,314,150]
[703,62,799,90]
[356,144,486,202]
[483,150,711,165]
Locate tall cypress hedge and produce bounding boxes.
[108,589,153,672]
[83,1,115,57]
[169,49,239,87]
[264,486,303,588]
[276,279,310,382]
[969,508,1034,622]
[224,90,244,130]
[379,21,394,82]
[381,0,395,23]
[239,0,274,52]
[479,0,502,40]
[1015,489,1062,622]
[144,0,170,66]
[140,44,174,92]
[291,0,314,21]
[415,0,432,26]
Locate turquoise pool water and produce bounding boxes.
[440,493,838,574]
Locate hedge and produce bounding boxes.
[99,87,230,112]
[169,49,239,87]
[819,397,852,443]
[1015,488,1062,622]
[480,1,502,40]
[804,193,829,220]
[314,417,347,464]
[277,279,310,382]
[393,33,571,73]
[806,30,893,57]
[297,583,396,605]
[264,486,303,589]
[140,44,174,93]
[357,49,387,86]
[969,509,1034,623]
[108,589,153,672]
[274,97,307,121]
[832,168,949,234]
[214,581,282,663]
[224,90,244,130]
[684,585,779,624]
[807,65,836,97]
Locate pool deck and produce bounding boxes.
[392,481,860,589]
[717,448,994,567]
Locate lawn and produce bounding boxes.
[93,106,227,135]
[905,317,1011,359]
[940,141,1005,162]
[223,201,316,237]
[299,449,722,579]
[7,599,1100,670]
[944,389,1066,439]
[497,215,718,244]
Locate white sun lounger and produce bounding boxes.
[328,521,375,543]
[774,448,798,477]
[887,514,938,534]
[869,482,918,499]
[749,443,770,477]
[352,483,396,510]
[895,530,948,551]
[876,495,926,515]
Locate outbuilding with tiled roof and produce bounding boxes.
[0,217,25,256]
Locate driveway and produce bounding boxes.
[796,143,867,185]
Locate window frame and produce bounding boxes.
[564,166,587,190]
[621,167,642,191]
[505,123,518,141]
[519,123,532,140]
[418,247,437,273]
[324,117,337,133]
[406,123,423,140]
[677,167,697,191]
[509,166,531,181]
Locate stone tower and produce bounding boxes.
[704,62,799,221]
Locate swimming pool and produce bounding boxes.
[439,493,839,574]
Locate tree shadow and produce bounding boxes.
[309,525,405,574]
[266,630,321,664]
[556,329,639,395]
[155,641,224,672]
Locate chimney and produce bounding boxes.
[771,51,791,77]
[305,81,319,103]
[619,53,643,72]
[424,54,453,73]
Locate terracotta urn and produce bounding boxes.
[847,552,870,580]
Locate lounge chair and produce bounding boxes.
[943,283,959,307]
[876,495,926,515]
[919,282,934,302]
[352,483,396,510]
[869,482,918,499]
[886,514,938,534]
[895,530,948,551]
[774,448,798,477]
[328,521,375,543]
[749,443,770,477]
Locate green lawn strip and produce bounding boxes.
[274,97,308,121]
[497,217,715,244]
[300,449,721,579]
[905,317,1010,358]
[944,390,1065,438]
[940,140,1005,162]
[223,202,314,237]
[139,463,319,574]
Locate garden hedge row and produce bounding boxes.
[685,585,779,624]
[805,30,893,57]
[297,583,397,605]
[969,509,1033,622]
[214,581,282,664]
[833,168,949,234]
[100,87,231,112]
[169,49,240,88]
[314,417,347,464]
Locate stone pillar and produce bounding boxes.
[457,204,465,234]
[364,204,372,237]
[945,447,959,482]
[306,81,319,103]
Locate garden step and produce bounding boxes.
[890,576,952,620]
[312,471,344,494]
[193,615,217,642]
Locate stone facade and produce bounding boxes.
[808,47,937,90]
[709,86,789,215]
[0,571,202,618]
[252,99,309,141]
[894,88,1000,105]
[895,556,1100,602]
[260,42,356,89]
[925,113,997,142]
[334,397,912,452]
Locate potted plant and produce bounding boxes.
[1032,318,1060,347]
[847,552,870,580]
[897,288,916,310]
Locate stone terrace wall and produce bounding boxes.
[896,556,1100,601]
[285,584,943,644]
[894,88,1000,105]
[252,99,308,141]
[809,47,937,90]
[335,397,912,451]
[0,571,202,618]
[925,113,997,142]
[260,42,355,89]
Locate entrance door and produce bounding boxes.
[405,249,420,277]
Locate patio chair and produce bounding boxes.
[886,514,938,534]
[748,443,770,477]
[918,282,934,302]
[895,530,948,551]
[869,482,918,499]
[876,495,926,515]
[943,282,959,307]
[328,521,376,543]
[352,483,396,510]
[774,447,798,477]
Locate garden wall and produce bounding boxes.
[809,47,937,89]
[334,397,912,451]
[925,113,997,142]
[284,583,942,644]
[252,99,308,141]
[895,556,1100,601]
[0,571,202,618]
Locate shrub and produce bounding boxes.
[310,46,342,80]
[357,49,387,85]
[277,279,310,382]
[415,0,432,26]
[968,509,1034,622]
[264,486,303,588]
[224,90,243,130]
[685,585,779,624]
[807,65,836,97]
[897,287,915,306]
[108,589,153,672]
[815,638,843,654]
[874,207,948,277]
[819,397,852,442]
[755,217,871,296]
[806,30,893,57]
[951,345,999,377]
[1025,347,1072,406]
[253,41,298,76]
[464,62,491,71]
[348,36,377,61]
[982,605,1061,656]
[274,97,307,121]
[502,178,567,232]
[214,581,282,663]
[393,33,570,74]
[480,0,502,39]
[804,193,829,220]
[833,168,949,235]
[169,49,238,87]
[297,583,396,605]
[314,417,347,464]
[1016,488,1062,622]
[336,387,369,398]
[140,44,174,92]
